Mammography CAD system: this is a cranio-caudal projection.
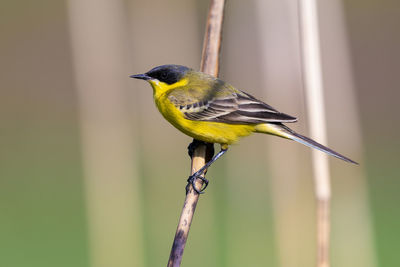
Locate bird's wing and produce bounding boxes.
[167,82,297,124]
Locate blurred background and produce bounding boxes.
[0,0,399,266]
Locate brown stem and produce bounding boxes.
[167,1,225,266]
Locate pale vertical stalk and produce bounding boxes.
[255,1,315,266]
[67,1,143,267]
[319,1,377,266]
[299,0,331,267]
[167,1,225,266]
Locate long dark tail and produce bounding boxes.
[257,123,358,164]
[279,124,358,164]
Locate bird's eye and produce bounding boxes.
[160,72,168,80]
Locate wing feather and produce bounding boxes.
[167,81,297,124]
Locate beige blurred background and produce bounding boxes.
[0,0,399,267]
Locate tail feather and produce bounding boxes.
[279,124,358,164]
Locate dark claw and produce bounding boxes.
[186,139,216,194]
[186,174,209,194]
[193,175,208,193]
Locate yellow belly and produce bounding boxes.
[155,95,255,145]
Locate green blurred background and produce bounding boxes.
[0,0,399,266]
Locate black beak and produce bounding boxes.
[130,73,150,80]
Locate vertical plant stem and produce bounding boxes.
[255,1,315,265]
[200,0,225,75]
[67,1,143,267]
[167,1,225,266]
[299,0,331,267]
[320,1,376,266]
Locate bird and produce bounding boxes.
[130,64,357,193]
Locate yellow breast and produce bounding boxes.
[153,92,253,145]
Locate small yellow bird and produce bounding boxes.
[131,64,357,193]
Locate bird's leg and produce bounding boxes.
[186,146,228,194]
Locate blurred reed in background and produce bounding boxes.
[0,0,399,267]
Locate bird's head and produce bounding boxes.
[131,64,192,94]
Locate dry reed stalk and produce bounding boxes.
[167,0,225,266]
[298,0,331,266]
[67,1,143,266]
[320,1,376,266]
[255,1,315,265]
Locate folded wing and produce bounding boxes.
[168,83,297,124]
